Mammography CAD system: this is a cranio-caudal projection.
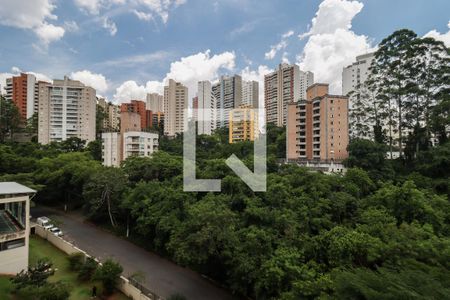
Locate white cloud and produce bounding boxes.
[99,51,172,67]
[114,50,235,103]
[74,0,186,23]
[132,9,153,21]
[424,21,450,47]
[0,0,65,45]
[265,30,294,60]
[297,0,372,94]
[71,70,108,93]
[34,23,65,45]
[102,17,117,36]
[74,0,103,14]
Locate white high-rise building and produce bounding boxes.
[101,132,121,167]
[299,71,314,100]
[213,75,242,128]
[264,63,300,126]
[342,52,375,96]
[197,81,217,135]
[241,80,259,108]
[37,76,96,144]
[146,93,164,112]
[164,79,188,137]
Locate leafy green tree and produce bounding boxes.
[83,167,128,227]
[77,257,98,281]
[0,95,21,142]
[11,259,54,289]
[94,259,123,295]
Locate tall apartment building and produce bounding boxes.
[264,63,300,126]
[0,182,34,275]
[241,80,259,108]
[37,77,96,145]
[192,96,198,122]
[164,79,188,137]
[121,100,148,130]
[342,52,375,96]
[299,71,314,100]
[102,132,121,167]
[229,105,258,144]
[4,73,38,120]
[197,81,217,135]
[108,104,120,131]
[287,83,349,162]
[146,93,164,113]
[213,75,242,128]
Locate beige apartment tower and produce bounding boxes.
[38,77,96,144]
[287,83,349,162]
[264,63,300,126]
[164,79,188,137]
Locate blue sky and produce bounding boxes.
[0,0,449,102]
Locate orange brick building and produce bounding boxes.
[120,100,148,130]
[287,83,349,162]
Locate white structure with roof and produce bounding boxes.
[0,182,35,275]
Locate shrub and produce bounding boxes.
[77,257,98,281]
[67,253,84,271]
[94,259,123,295]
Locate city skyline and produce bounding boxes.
[0,0,449,104]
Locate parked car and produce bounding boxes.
[37,216,54,230]
[50,227,63,237]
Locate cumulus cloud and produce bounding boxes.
[34,23,65,45]
[424,21,450,46]
[297,0,373,93]
[0,0,65,45]
[265,30,294,60]
[71,70,108,93]
[114,50,235,103]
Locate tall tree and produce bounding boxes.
[369,29,418,158]
[0,95,21,142]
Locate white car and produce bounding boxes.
[37,216,54,230]
[50,227,63,237]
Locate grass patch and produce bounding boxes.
[0,235,129,300]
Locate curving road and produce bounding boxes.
[31,206,238,300]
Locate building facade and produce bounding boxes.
[342,52,375,96]
[122,131,159,161]
[101,132,121,167]
[121,100,148,130]
[241,80,259,108]
[287,83,349,162]
[164,79,188,137]
[197,81,217,135]
[146,93,164,113]
[0,182,34,275]
[264,63,300,126]
[213,75,242,128]
[299,71,314,100]
[37,77,96,145]
[229,106,258,144]
[4,73,38,120]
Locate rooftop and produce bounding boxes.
[0,182,36,195]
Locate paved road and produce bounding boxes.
[32,206,238,300]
